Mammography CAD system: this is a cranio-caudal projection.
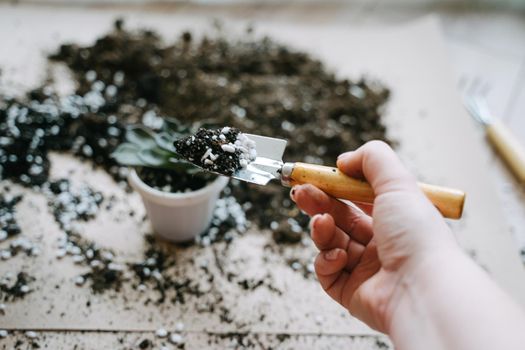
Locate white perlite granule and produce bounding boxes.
[215,130,257,169]
[74,276,85,286]
[169,333,184,345]
[155,328,168,338]
[25,331,38,339]
[235,133,257,167]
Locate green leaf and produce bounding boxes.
[113,123,203,174]
[126,125,157,149]
[138,148,173,167]
[154,132,178,153]
[162,117,190,135]
[111,143,145,166]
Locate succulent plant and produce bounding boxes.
[111,118,201,174]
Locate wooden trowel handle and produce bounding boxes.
[285,162,465,219]
[486,120,525,183]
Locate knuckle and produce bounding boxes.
[314,255,327,275]
[348,212,362,233]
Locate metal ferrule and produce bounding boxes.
[280,162,295,187]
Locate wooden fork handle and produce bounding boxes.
[284,162,466,219]
[486,120,525,183]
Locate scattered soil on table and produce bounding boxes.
[46,179,104,233]
[138,338,152,349]
[45,179,248,297]
[0,193,23,240]
[0,272,34,301]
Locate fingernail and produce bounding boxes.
[290,186,299,201]
[325,249,339,261]
[337,152,352,161]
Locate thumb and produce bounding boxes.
[336,140,419,196]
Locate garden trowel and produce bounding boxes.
[229,134,466,219]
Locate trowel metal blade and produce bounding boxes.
[231,134,287,185]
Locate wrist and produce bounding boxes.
[386,248,525,350]
[384,248,466,339]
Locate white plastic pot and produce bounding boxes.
[128,169,229,242]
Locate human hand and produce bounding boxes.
[290,141,462,333]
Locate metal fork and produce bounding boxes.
[463,94,525,183]
[464,95,493,125]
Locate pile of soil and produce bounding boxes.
[49,21,390,241]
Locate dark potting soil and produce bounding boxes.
[138,339,152,349]
[137,166,215,193]
[174,127,248,176]
[0,272,34,301]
